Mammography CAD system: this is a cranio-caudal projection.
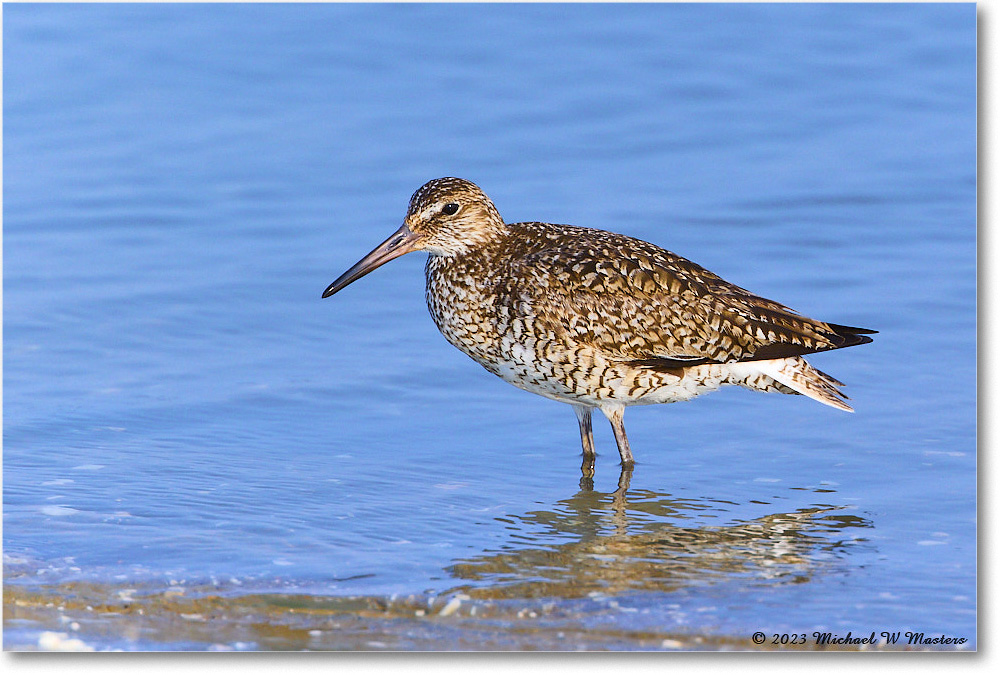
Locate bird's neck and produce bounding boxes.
[425,227,512,285]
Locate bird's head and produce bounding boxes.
[322,177,505,298]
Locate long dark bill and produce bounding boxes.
[322,224,424,298]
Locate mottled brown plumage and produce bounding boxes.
[323,177,875,474]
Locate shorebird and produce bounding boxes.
[323,178,875,474]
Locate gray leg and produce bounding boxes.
[602,405,634,467]
[573,405,596,478]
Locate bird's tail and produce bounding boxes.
[753,357,854,412]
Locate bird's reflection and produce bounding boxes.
[448,465,871,599]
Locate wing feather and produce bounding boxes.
[497,224,875,369]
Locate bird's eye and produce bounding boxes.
[442,202,460,216]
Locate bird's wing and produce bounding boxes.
[498,236,873,369]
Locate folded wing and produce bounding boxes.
[498,227,875,370]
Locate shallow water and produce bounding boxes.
[3,3,976,650]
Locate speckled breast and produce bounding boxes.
[425,252,581,400]
[425,254,506,376]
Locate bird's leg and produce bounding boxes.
[602,405,635,467]
[573,405,596,478]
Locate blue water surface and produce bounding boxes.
[3,3,976,650]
